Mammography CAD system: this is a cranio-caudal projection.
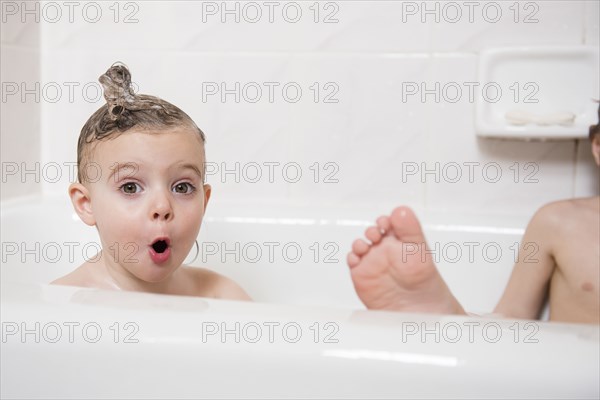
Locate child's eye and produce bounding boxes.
[173,182,195,194]
[120,182,141,194]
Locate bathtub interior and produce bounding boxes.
[3,195,596,399]
[1,193,529,314]
[2,278,597,399]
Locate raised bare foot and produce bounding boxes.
[347,206,465,314]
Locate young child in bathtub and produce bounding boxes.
[347,105,600,324]
[52,63,251,300]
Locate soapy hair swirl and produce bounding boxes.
[77,63,205,183]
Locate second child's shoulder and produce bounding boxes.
[179,266,252,301]
[532,197,599,228]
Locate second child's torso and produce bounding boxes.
[548,197,600,324]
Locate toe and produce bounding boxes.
[389,206,427,244]
[347,252,360,268]
[365,226,383,243]
[376,216,391,234]
[352,239,370,256]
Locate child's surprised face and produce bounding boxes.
[80,127,210,283]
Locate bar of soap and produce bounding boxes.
[505,109,535,125]
[533,111,576,126]
[505,109,576,126]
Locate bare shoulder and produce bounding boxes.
[527,197,599,267]
[534,199,576,222]
[533,197,599,228]
[520,198,594,257]
[50,263,97,288]
[51,274,75,285]
[182,266,252,301]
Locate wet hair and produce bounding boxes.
[77,62,206,183]
[589,101,600,140]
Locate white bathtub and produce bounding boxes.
[1,194,598,399]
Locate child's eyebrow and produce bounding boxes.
[107,162,139,182]
[175,163,203,178]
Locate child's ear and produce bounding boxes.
[202,184,211,211]
[592,135,600,167]
[69,183,96,226]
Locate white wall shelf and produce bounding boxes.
[476,46,599,140]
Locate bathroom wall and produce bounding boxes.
[1,6,41,200]
[1,0,599,219]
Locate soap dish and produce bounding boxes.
[475,46,599,140]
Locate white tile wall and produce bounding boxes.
[39,1,430,53]
[430,1,585,52]
[2,1,598,220]
[1,3,40,47]
[286,54,430,210]
[424,54,578,217]
[585,0,600,45]
[1,14,41,200]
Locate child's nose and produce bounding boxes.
[153,209,171,221]
[150,193,173,221]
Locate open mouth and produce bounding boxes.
[151,239,169,254]
[148,237,171,264]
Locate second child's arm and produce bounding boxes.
[493,204,557,319]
